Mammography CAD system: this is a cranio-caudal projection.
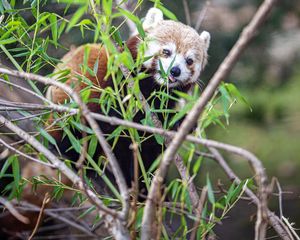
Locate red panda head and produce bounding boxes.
[141,8,210,88]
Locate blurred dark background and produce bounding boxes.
[1,0,299,239]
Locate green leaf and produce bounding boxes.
[142,113,164,145]
[49,14,58,46]
[118,8,145,38]
[226,180,248,204]
[88,135,98,158]
[225,83,252,111]
[118,8,139,24]
[82,45,91,74]
[1,0,11,11]
[58,0,87,4]
[0,37,17,45]
[148,156,161,173]
[169,103,192,128]
[78,206,96,219]
[58,21,66,37]
[192,157,202,175]
[206,174,215,204]
[8,155,21,198]
[64,127,81,153]
[71,120,93,134]
[118,51,135,71]
[110,27,123,47]
[93,57,99,76]
[0,156,13,179]
[219,84,231,124]
[11,155,20,194]
[101,35,116,54]
[10,0,16,8]
[66,5,87,32]
[102,0,112,16]
[39,127,57,146]
[157,4,177,20]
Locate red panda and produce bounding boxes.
[0,8,210,238]
[46,8,211,188]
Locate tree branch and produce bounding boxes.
[207,147,293,240]
[141,0,277,239]
[0,68,130,239]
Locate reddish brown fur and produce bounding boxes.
[49,44,110,112]
[0,162,71,236]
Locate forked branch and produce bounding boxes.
[141,0,277,239]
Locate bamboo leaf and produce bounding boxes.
[49,14,58,46]
[66,5,87,32]
[206,174,215,204]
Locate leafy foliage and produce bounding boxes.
[0,0,254,238]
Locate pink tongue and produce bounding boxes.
[169,76,175,82]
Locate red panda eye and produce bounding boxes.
[186,58,194,65]
[162,49,171,57]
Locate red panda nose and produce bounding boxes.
[170,66,181,77]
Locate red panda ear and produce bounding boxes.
[200,31,211,52]
[143,8,163,31]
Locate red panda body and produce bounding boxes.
[0,8,211,237]
[47,8,211,188]
[49,38,190,187]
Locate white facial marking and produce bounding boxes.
[140,8,210,88]
[143,40,202,87]
[143,39,161,69]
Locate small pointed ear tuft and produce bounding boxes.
[143,8,164,30]
[200,31,210,51]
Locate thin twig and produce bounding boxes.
[0,137,54,167]
[141,0,276,238]
[28,193,51,240]
[195,1,210,32]
[115,0,136,34]
[0,87,292,239]
[0,68,130,229]
[207,147,293,240]
[0,77,53,105]
[15,200,98,237]
[182,0,191,26]
[0,112,127,239]
[190,186,208,240]
[128,142,139,240]
[275,179,283,220]
[0,197,29,224]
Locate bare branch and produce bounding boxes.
[110,38,203,216]
[12,200,98,237]
[207,147,293,240]
[28,193,51,240]
[190,186,208,240]
[0,77,52,105]
[0,67,130,225]
[115,0,137,35]
[141,0,277,238]
[195,1,210,32]
[0,69,130,239]
[182,0,191,26]
[0,137,55,168]
[0,197,29,224]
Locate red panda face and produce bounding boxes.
[141,9,210,88]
